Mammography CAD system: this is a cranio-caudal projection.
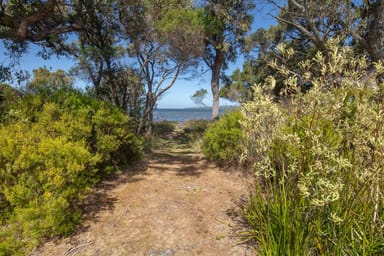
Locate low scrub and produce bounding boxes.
[183,119,210,143]
[0,88,142,255]
[241,42,384,255]
[202,110,244,166]
[153,120,176,138]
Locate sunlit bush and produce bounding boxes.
[0,88,142,255]
[242,41,384,255]
[202,109,244,166]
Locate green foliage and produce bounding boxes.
[183,119,209,137]
[27,68,73,93]
[243,185,312,256]
[202,110,244,165]
[241,42,384,255]
[191,89,208,107]
[0,87,142,255]
[153,120,176,139]
[182,119,210,147]
[157,7,204,33]
[0,83,21,123]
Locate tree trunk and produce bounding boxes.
[138,92,156,135]
[211,50,224,119]
[367,0,384,63]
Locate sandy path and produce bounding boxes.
[31,133,254,256]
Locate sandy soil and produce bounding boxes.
[31,132,255,256]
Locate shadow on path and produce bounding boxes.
[77,128,208,229]
[32,128,256,256]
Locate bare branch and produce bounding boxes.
[157,65,182,98]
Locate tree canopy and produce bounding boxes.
[1,0,384,126]
[222,0,384,99]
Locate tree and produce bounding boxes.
[98,67,144,121]
[1,0,258,132]
[0,0,81,41]
[191,88,209,107]
[265,0,384,63]
[27,67,73,92]
[65,1,144,133]
[3,0,204,135]
[220,66,253,103]
[200,0,254,118]
[0,0,85,82]
[121,1,204,134]
[230,0,384,98]
[69,0,133,104]
[229,20,319,97]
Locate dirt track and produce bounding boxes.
[31,132,254,256]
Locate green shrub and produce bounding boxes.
[180,119,210,149]
[0,83,21,123]
[241,42,384,255]
[183,119,209,137]
[153,120,176,138]
[202,109,244,166]
[0,88,142,255]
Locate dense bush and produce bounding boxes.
[0,88,142,255]
[202,110,244,166]
[0,83,21,123]
[241,42,384,255]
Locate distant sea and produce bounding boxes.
[154,107,237,123]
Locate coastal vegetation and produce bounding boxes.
[0,80,142,254]
[239,42,384,255]
[1,0,384,255]
[202,109,244,166]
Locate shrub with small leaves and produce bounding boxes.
[202,109,244,166]
[242,40,384,255]
[0,88,142,255]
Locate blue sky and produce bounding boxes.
[0,6,277,108]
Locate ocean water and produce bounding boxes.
[153,107,237,123]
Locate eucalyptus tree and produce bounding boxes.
[120,0,204,134]
[0,0,83,81]
[60,1,148,135]
[199,0,254,119]
[191,88,209,107]
[264,0,384,63]
[99,67,144,120]
[0,0,82,42]
[226,20,320,97]
[228,0,384,98]
[70,0,127,99]
[27,67,73,91]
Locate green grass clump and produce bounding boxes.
[183,119,210,146]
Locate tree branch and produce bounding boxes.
[157,65,181,98]
[16,0,58,39]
